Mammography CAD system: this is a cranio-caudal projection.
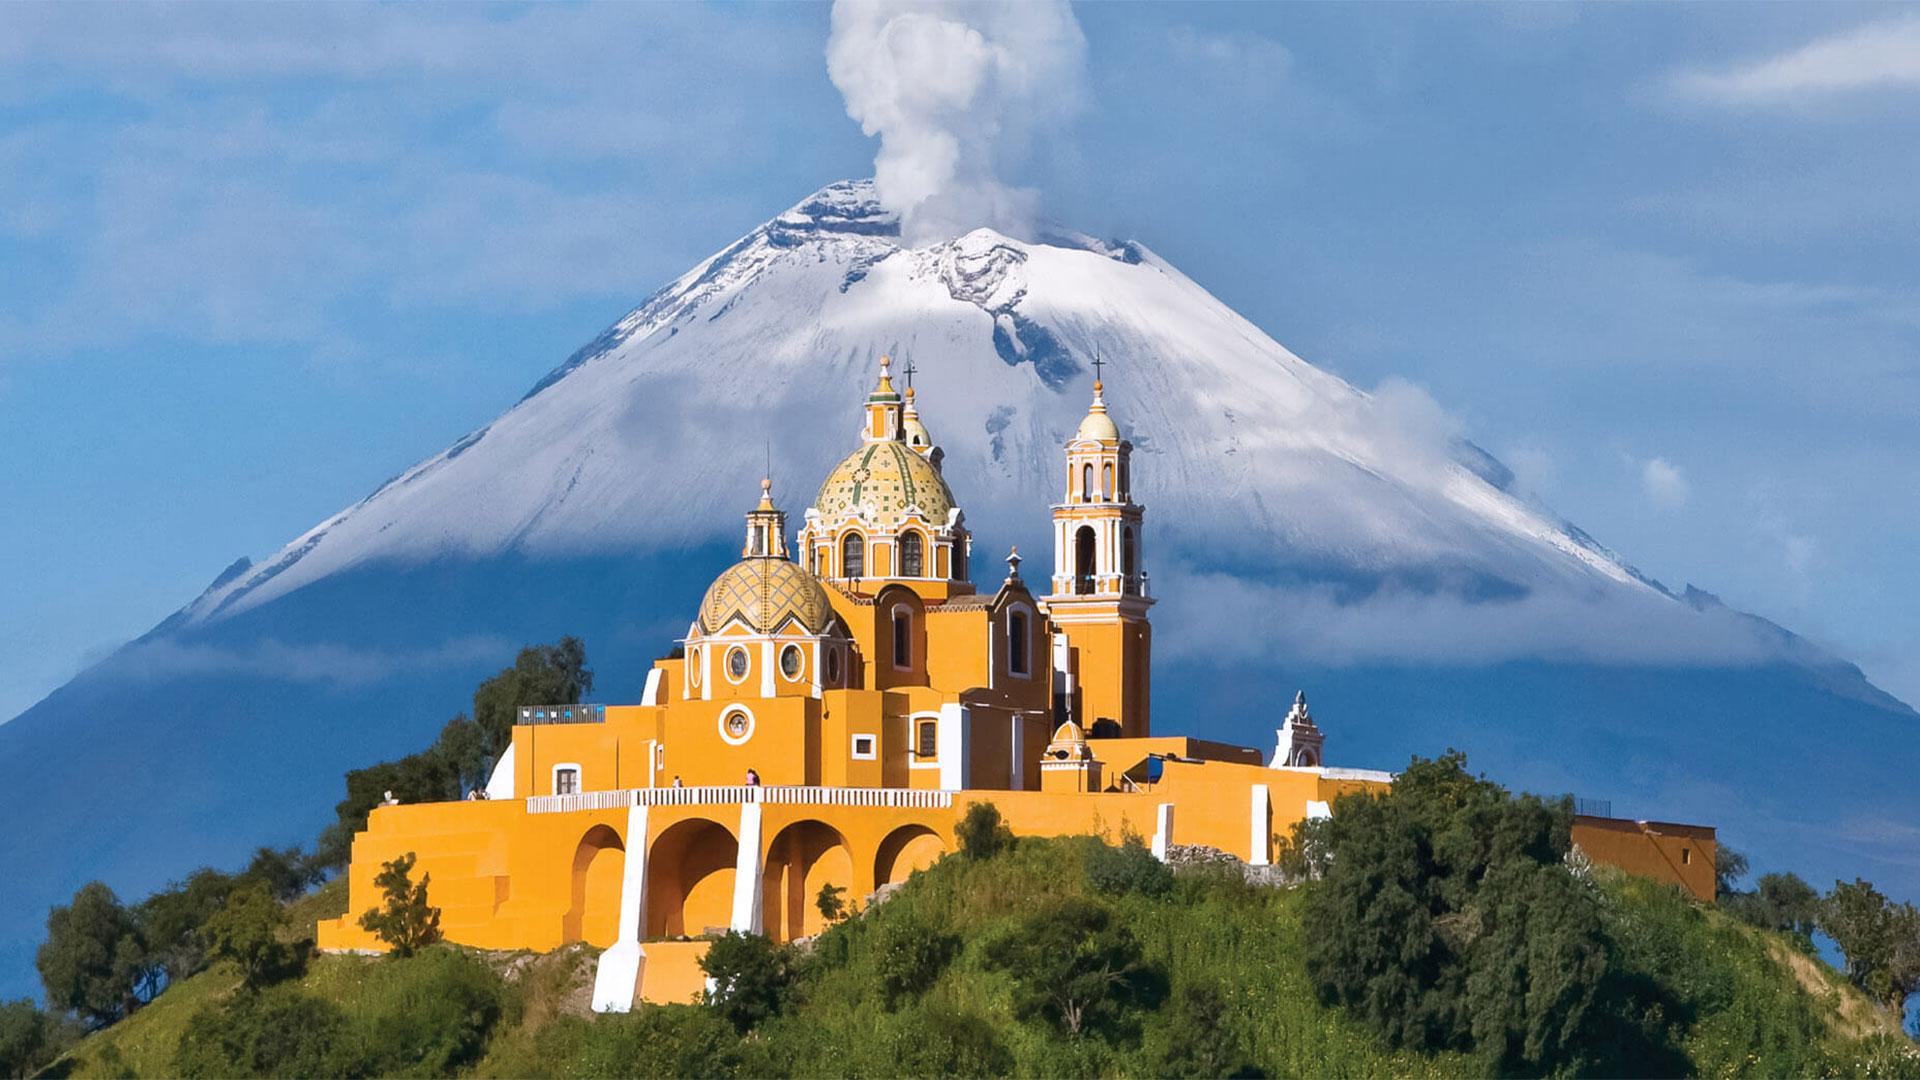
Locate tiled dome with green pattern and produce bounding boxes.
[696,557,834,635]
[813,441,957,529]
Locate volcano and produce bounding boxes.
[2,180,1911,999]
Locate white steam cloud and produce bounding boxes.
[826,0,1086,245]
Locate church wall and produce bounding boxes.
[657,695,816,787]
[1570,816,1717,902]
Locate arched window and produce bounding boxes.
[842,533,864,578]
[809,545,818,574]
[1009,611,1029,675]
[1081,463,1093,503]
[1074,526,1096,595]
[751,525,766,556]
[1102,462,1114,500]
[955,539,968,581]
[892,609,911,668]
[900,532,923,577]
[1122,527,1138,595]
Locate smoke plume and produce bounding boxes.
[826,0,1086,245]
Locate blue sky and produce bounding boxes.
[1,2,1916,721]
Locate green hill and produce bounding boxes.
[41,835,1917,1080]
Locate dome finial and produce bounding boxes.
[757,475,775,512]
[1006,545,1023,582]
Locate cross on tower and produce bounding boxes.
[1090,352,1106,383]
[902,358,917,390]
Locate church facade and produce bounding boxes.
[316,358,1715,1009]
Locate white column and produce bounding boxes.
[730,798,765,934]
[591,802,650,1013]
[1151,803,1175,863]
[1008,714,1024,791]
[937,703,970,790]
[760,639,775,697]
[1249,784,1271,866]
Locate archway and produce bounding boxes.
[762,820,853,942]
[874,824,946,889]
[564,824,625,947]
[1074,526,1096,594]
[645,818,738,939]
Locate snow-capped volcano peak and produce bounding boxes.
[189,179,1662,648]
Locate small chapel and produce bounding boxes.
[317,357,1716,1009]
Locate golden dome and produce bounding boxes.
[696,557,834,635]
[813,439,957,529]
[1075,380,1121,442]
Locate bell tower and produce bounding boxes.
[1044,374,1152,738]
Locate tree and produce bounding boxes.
[0,1000,49,1080]
[871,911,958,1009]
[955,802,1014,861]
[472,636,593,758]
[205,883,295,989]
[1751,872,1822,949]
[982,898,1163,1037]
[136,868,238,988]
[698,931,789,1033]
[1304,751,1609,1073]
[358,853,441,958]
[1715,845,1750,897]
[237,846,319,903]
[814,882,847,926]
[36,882,150,1027]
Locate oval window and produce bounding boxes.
[726,646,749,682]
[780,643,803,679]
[720,709,753,744]
[826,648,842,684]
[689,646,701,686]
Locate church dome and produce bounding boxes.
[813,440,957,530]
[696,557,835,635]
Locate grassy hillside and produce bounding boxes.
[43,836,1918,1079]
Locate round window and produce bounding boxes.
[780,643,803,679]
[826,648,842,683]
[719,709,754,745]
[726,646,750,682]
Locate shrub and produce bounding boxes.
[1143,983,1259,1079]
[982,898,1165,1037]
[887,1001,1013,1077]
[358,852,442,958]
[956,802,1014,861]
[173,988,356,1078]
[699,932,790,1033]
[1083,835,1173,898]
[871,911,958,1009]
[560,1005,747,1078]
[355,948,508,1077]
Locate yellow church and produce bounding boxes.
[317,358,1715,1008]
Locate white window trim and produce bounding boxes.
[551,762,583,796]
[850,734,877,761]
[718,705,756,746]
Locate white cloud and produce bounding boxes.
[1642,457,1688,508]
[826,0,1086,244]
[1671,16,1920,104]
